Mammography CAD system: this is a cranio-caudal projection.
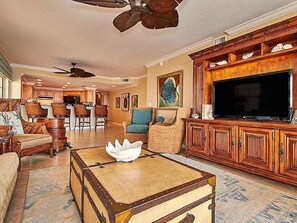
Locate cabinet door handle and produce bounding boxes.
[231,138,235,149]
[238,137,243,151]
[280,143,285,161]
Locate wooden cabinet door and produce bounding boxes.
[279,131,297,178]
[238,127,274,172]
[209,125,237,163]
[186,122,209,155]
[54,91,63,103]
[47,91,54,97]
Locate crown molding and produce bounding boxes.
[130,75,147,80]
[10,63,147,80]
[11,63,58,72]
[225,1,297,36]
[0,46,12,64]
[145,37,214,68]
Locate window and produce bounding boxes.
[0,76,3,98]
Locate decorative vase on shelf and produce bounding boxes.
[202,104,214,120]
[242,52,254,60]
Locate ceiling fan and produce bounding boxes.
[53,62,96,78]
[73,0,183,32]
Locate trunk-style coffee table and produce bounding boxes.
[70,147,216,223]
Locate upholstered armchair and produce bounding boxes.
[148,107,191,153]
[123,107,155,143]
[0,99,53,170]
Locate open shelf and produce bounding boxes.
[206,46,297,71]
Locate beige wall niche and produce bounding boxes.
[109,78,147,124]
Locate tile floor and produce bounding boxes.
[4,124,297,223]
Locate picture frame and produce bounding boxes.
[121,93,130,111]
[157,70,183,108]
[115,97,120,108]
[131,95,138,108]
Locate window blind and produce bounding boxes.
[0,52,12,80]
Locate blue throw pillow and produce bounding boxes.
[132,109,152,125]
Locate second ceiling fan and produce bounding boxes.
[73,0,184,32]
[53,63,96,78]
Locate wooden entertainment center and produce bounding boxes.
[185,16,297,186]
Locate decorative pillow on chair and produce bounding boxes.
[0,111,24,134]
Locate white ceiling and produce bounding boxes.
[1,0,297,80]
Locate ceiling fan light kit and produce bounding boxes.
[73,0,183,32]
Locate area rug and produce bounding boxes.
[22,155,297,223]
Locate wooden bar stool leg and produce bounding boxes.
[82,117,85,131]
[89,117,91,130]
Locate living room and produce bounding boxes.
[1,1,297,223]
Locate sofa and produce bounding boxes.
[0,99,53,170]
[0,152,19,223]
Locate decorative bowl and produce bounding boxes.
[106,139,142,162]
[191,113,199,119]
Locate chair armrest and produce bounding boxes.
[21,119,50,134]
[0,125,12,136]
[123,121,131,127]
[123,121,131,134]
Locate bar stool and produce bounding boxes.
[51,103,71,130]
[73,104,91,131]
[95,105,108,130]
[25,102,48,122]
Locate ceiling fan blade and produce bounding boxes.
[54,72,70,74]
[70,67,85,77]
[80,72,96,78]
[141,10,178,29]
[147,0,183,13]
[113,10,141,32]
[69,73,79,77]
[73,0,128,8]
[53,66,70,73]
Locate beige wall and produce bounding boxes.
[109,78,147,124]
[147,54,194,109]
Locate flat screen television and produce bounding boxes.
[63,96,80,105]
[213,70,292,120]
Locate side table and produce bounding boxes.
[0,132,13,154]
[37,118,68,152]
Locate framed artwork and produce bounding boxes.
[131,95,138,108]
[121,93,130,111]
[116,97,120,108]
[157,70,183,108]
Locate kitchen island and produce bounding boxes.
[21,104,101,130]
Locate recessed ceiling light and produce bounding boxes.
[62,86,66,89]
[36,79,42,81]
[92,85,95,87]
[64,84,68,87]
[112,86,116,88]
[66,82,71,84]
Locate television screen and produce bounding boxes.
[213,70,292,120]
[63,96,80,105]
